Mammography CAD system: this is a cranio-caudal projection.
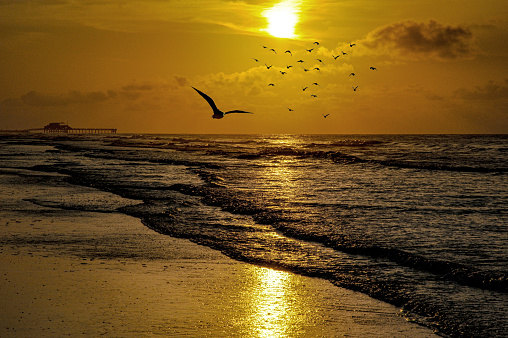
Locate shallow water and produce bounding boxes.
[0,133,506,337]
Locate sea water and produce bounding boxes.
[0,133,506,337]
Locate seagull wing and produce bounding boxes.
[192,87,219,112]
[224,110,253,115]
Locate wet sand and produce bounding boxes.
[0,174,438,337]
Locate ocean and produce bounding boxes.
[0,133,506,337]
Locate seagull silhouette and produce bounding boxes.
[313,41,320,45]
[370,67,377,70]
[323,114,329,118]
[285,106,294,111]
[286,65,293,69]
[265,63,273,69]
[350,42,356,47]
[311,94,317,98]
[285,50,292,56]
[316,58,325,64]
[312,82,320,86]
[313,67,321,72]
[342,51,348,55]
[306,48,314,52]
[332,55,340,60]
[192,87,252,119]
[252,58,259,62]
[280,71,287,75]
[349,72,355,76]
[297,59,305,63]
[270,48,277,54]
[353,86,358,91]
[302,86,309,91]
[268,83,275,86]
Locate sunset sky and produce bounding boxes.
[1,0,507,134]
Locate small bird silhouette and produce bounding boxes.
[313,67,321,72]
[297,59,305,63]
[262,45,268,49]
[285,50,292,56]
[252,58,259,62]
[268,83,275,86]
[323,114,329,118]
[370,67,377,70]
[192,87,253,119]
[313,41,320,45]
[350,42,356,47]
[332,55,340,60]
[342,51,348,55]
[306,48,314,52]
[302,67,310,72]
[311,94,317,98]
[265,63,273,69]
[349,72,355,76]
[286,65,293,69]
[302,86,308,91]
[316,59,325,64]
[286,106,294,111]
[270,48,277,54]
[280,71,287,75]
[353,86,358,91]
[312,82,320,86]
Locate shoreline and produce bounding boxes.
[0,173,438,337]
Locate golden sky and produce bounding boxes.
[1,0,507,133]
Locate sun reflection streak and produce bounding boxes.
[246,267,295,338]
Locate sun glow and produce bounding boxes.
[262,1,300,39]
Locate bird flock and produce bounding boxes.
[252,41,378,118]
[193,40,378,119]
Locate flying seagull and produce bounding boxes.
[252,58,259,62]
[286,106,294,111]
[332,55,340,60]
[312,82,320,86]
[192,87,253,119]
[370,67,377,70]
[285,50,292,56]
[297,59,305,63]
[316,58,325,64]
[350,42,356,47]
[313,41,320,45]
[268,83,275,86]
[349,72,356,76]
[353,86,358,91]
[323,114,329,118]
[311,94,318,98]
[306,48,314,52]
[265,63,273,69]
[270,48,277,54]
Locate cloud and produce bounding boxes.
[361,20,475,60]
[20,90,113,107]
[2,77,190,108]
[455,79,508,101]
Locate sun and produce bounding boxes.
[261,1,300,39]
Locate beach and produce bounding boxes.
[0,171,438,337]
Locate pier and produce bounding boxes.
[0,122,117,134]
[43,122,116,134]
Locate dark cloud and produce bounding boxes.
[19,90,113,107]
[174,76,189,87]
[363,20,475,59]
[455,79,508,101]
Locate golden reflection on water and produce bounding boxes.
[243,266,309,338]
